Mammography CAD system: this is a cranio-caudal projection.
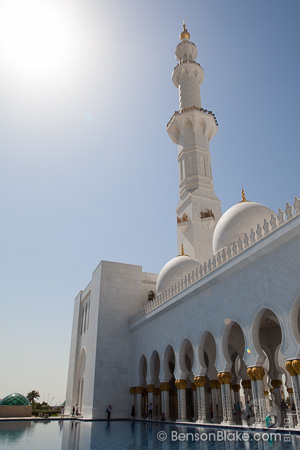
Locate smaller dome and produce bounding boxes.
[0,393,30,406]
[212,201,275,254]
[157,254,200,295]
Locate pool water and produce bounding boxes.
[0,420,299,450]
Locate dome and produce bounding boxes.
[212,201,275,254]
[157,254,200,295]
[0,393,30,406]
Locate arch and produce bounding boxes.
[148,291,155,302]
[252,308,282,366]
[161,345,175,382]
[178,338,194,380]
[138,354,147,386]
[181,118,193,136]
[222,320,246,369]
[198,330,217,378]
[149,350,160,384]
[290,295,300,345]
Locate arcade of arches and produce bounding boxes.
[130,311,300,428]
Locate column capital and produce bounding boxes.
[264,390,269,396]
[246,368,255,381]
[271,379,282,389]
[130,387,136,395]
[160,382,170,392]
[209,380,217,389]
[242,380,251,389]
[217,372,232,384]
[247,366,264,381]
[147,384,155,393]
[135,386,144,395]
[292,359,300,375]
[154,388,161,395]
[286,360,297,376]
[175,379,187,390]
[194,376,206,387]
[232,384,241,392]
[287,388,293,394]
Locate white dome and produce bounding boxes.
[156,255,200,296]
[212,201,275,254]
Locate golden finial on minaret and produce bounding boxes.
[181,243,185,255]
[241,188,246,202]
[180,20,190,41]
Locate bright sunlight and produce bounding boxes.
[0,0,83,89]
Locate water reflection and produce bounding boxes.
[0,421,32,445]
[0,421,299,450]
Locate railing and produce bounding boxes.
[173,60,202,71]
[167,105,218,128]
[129,197,300,325]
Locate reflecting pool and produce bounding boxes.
[0,420,300,450]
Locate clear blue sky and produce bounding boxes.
[0,0,299,404]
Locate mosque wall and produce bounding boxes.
[130,231,300,385]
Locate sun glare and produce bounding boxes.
[0,0,82,88]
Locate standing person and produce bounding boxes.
[131,405,135,420]
[107,405,112,419]
[72,406,75,416]
[148,402,153,420]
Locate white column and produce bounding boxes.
[136,388,143,419]
[250,380,260,424]
[216,385,222,421]
[195,377,207,423]
[211,386,218,422]
[256,379,267,425]
[220,384,227,423]
[224,383,234,424]
[192,387,198,421]
[285,361,300,428]
[160,383,170,421]
[175,380,187,421]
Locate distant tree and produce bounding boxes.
[27,390,40,404]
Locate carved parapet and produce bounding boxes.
[175,379,187,390]
[285,202,293,221]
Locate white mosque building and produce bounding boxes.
[65,24,300,428]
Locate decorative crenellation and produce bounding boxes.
[167,105,218,128]
[129,197,300,324]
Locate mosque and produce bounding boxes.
[65,24,300,428]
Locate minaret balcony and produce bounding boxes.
[172,61,204,87]
[167,107,218,144]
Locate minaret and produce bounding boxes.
[167,22,222,264]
